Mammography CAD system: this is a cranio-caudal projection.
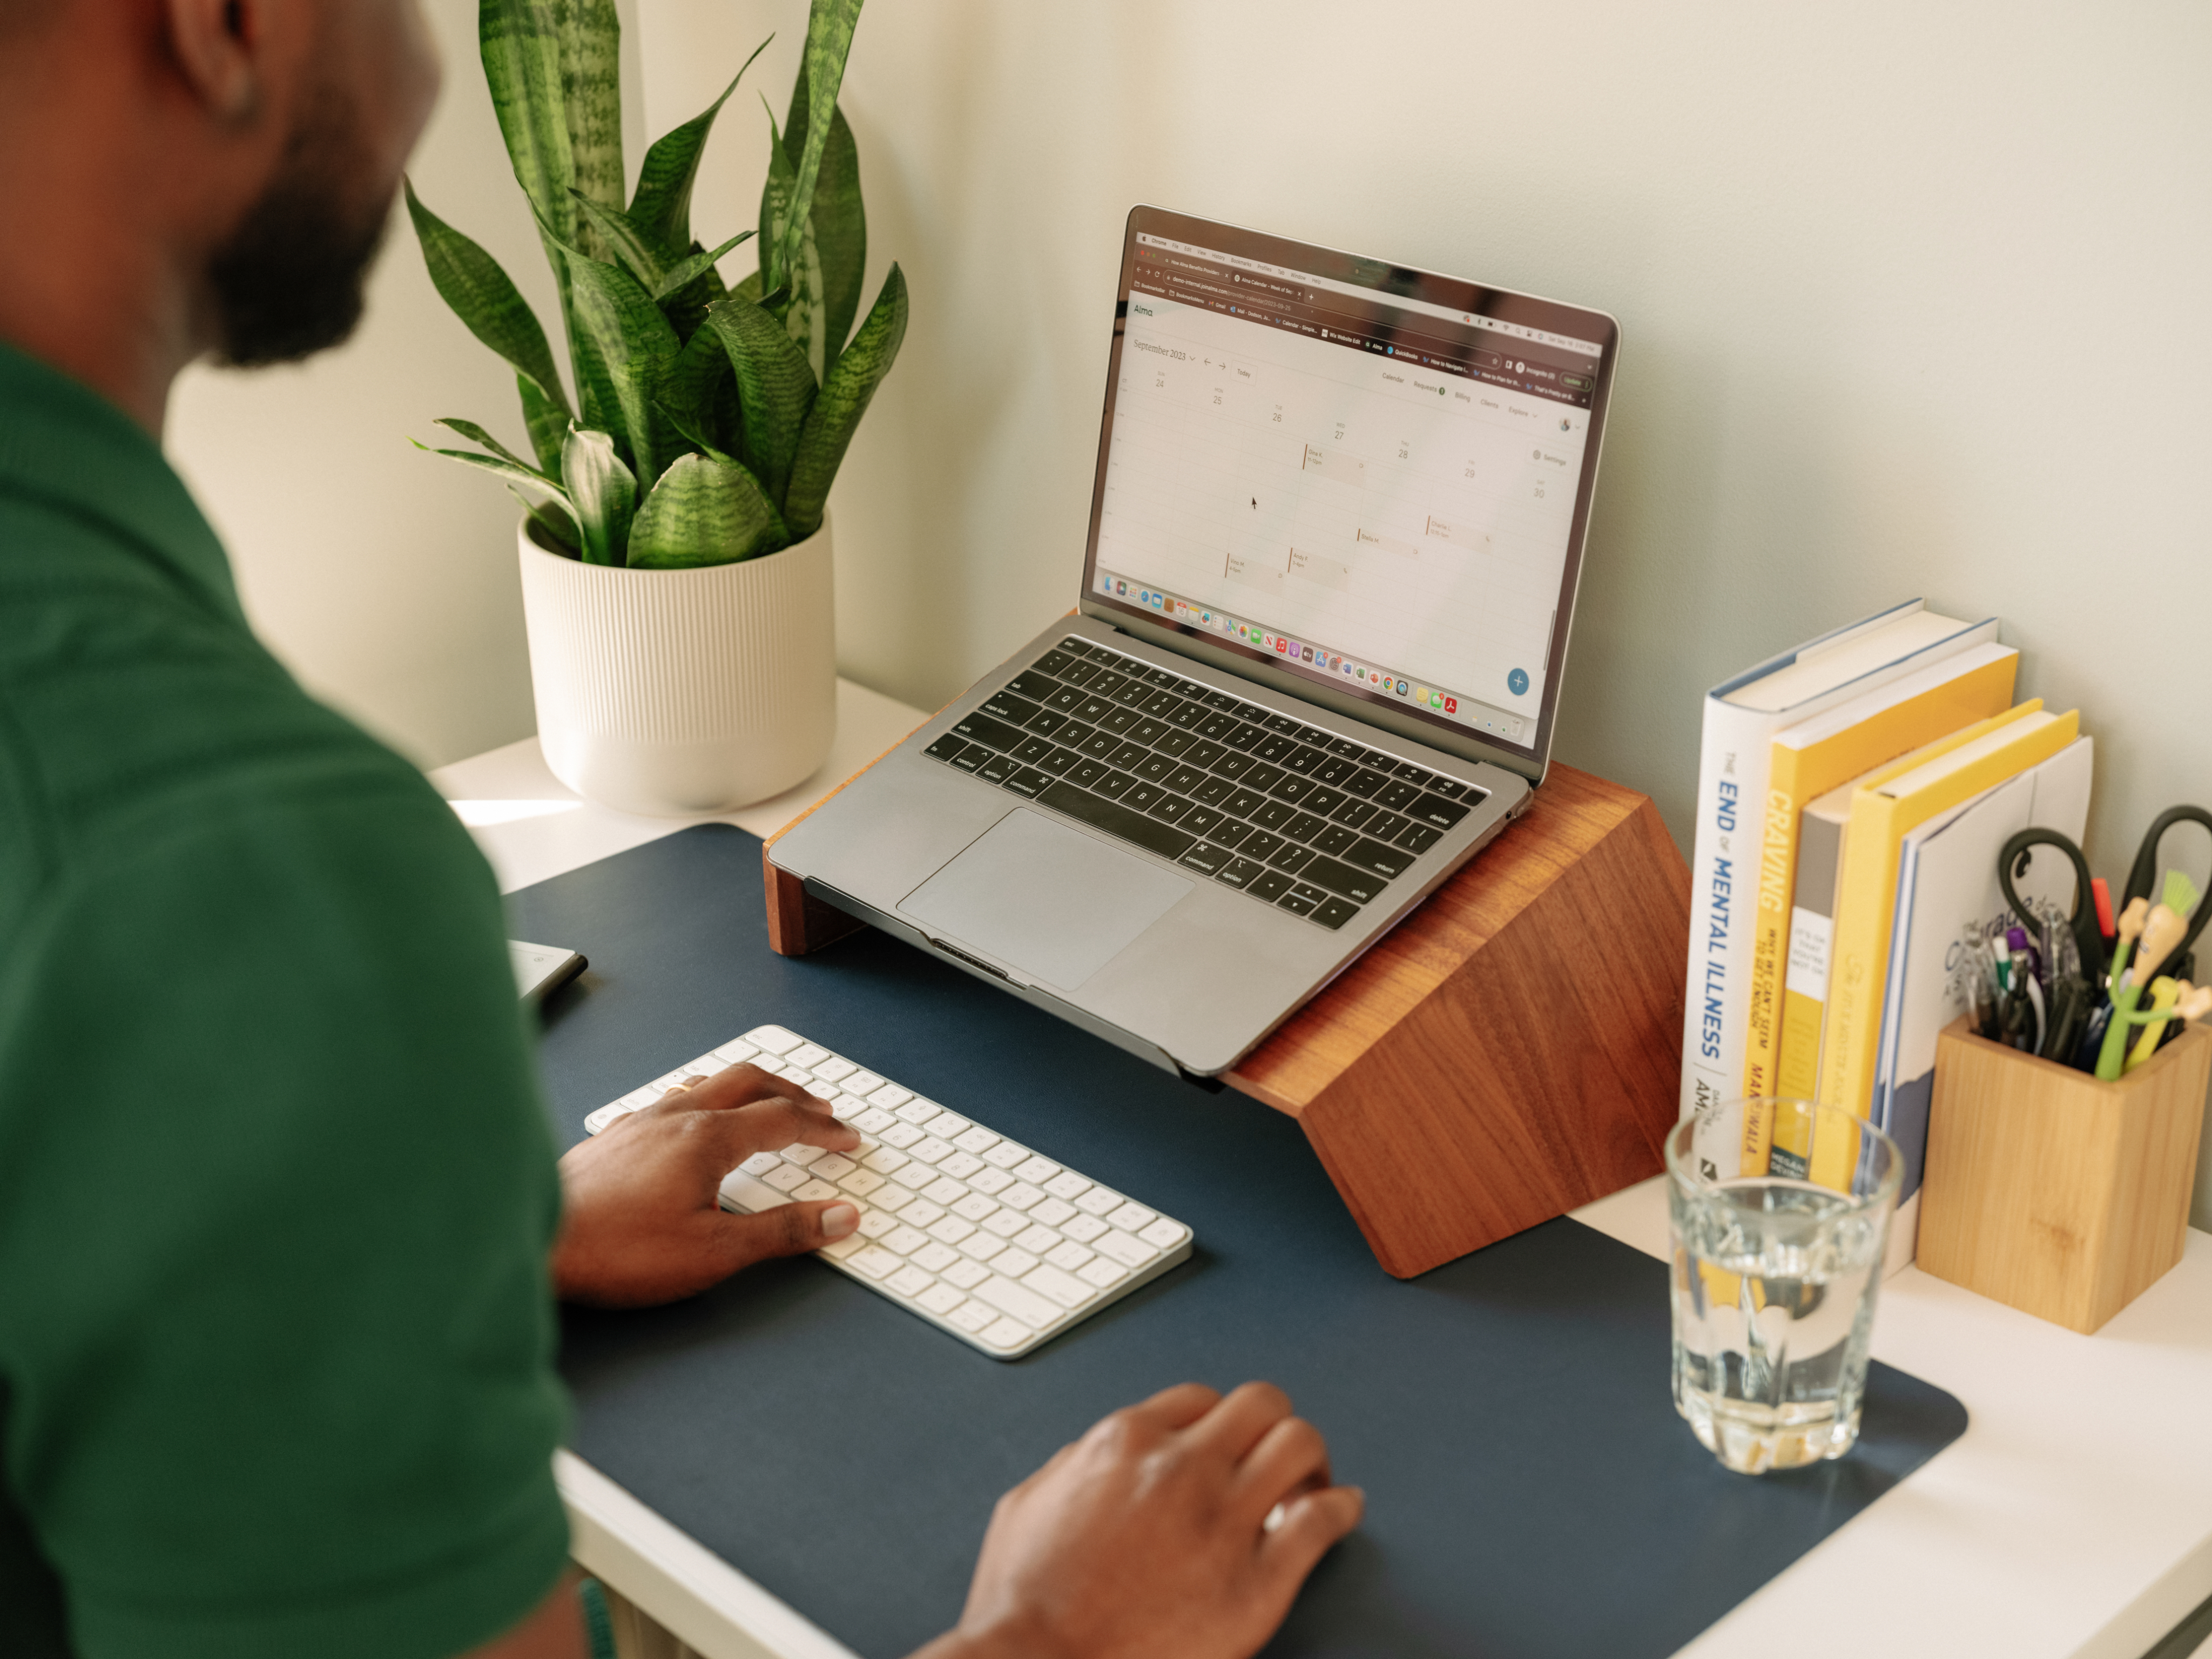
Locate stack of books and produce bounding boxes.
[1678,601,2089,1269]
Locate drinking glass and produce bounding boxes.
[1665,1098,1901,1474]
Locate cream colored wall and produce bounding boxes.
[167,0,2212,1221]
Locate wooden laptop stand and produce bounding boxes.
[766,761,1689,1278]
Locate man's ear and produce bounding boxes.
[163,0,264,122]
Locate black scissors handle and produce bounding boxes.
[1999,828,2103,985]
[2122,805,2212,973]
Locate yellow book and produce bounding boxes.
[1812,702,2080,1184]
[1739,642,2018,1121]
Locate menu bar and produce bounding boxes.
[1130,245,1597,408]
[1135,233,1605,356]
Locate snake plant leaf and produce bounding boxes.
[404,180,571,424]
[656,399,739,467]
[628,453,786,568]
[660,321,733,439]
[562,425,636,565]
[434,416,555,482]
[570,190,667,292]
[627,35,772,260]
[782,78,866,376]
[777,0,864,299]
[757,109,829,379]
[556,0,625,255]
[412,436,575,504]
[783,261,905,538]
[655,231,753,302]
[511,484,583,557]
[479,0,576,248]
[704,289,818,507]
[546,226,685,484]
[733,269,765,306]
[516,370,569,474]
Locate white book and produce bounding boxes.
[1678,602,1998,1123]
[1870,736,2094,1272]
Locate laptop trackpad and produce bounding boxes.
[898,808,1192,993]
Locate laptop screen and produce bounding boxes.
[1079,207,1618,774]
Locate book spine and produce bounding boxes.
[1679,696,1775,1124]
[1740,745,1810,1104]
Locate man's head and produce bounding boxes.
[0,0,441,427]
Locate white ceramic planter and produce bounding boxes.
[517,516,837,816]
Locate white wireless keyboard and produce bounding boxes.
[583,1025,1193,1358]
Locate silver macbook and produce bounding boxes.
[771,205,1620,1077]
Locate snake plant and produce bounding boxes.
[407,0,905,568]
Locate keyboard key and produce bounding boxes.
[719,1170,788,1211]
[852,1246,902,1280]
[1407,792,1471,830]
[982,1209,1029,1238]
[961,1232,1007,1262]
[1150,794,1192,825]
[981,1317,1033,1350]
[943,1255,993,1288]
[740,1151,783,1176]
[845,1070,884,1095]
[1342,839,1415,880]
[1217,856,1265,889]
[862,1147,910,1175]
[1038,746,1082,777]
[1249,871,1294,902]
[763,1163,810,1193]
[1395,822,1442,854]
[1270,776,1314,806]
[822,1232,869,1262]
[793,1179,842,1201]
[1095,1229,1160,1268]
[1044,1240,1096,1272]
[1015,1223,1061,1255]
[1268,845,1313,875]
[884,1225,932,1256]
[1313,896,1362,930]
[1124,780,1165,812]
[584,1103,629,1134]
[1213,820,1253,849]
[955,1126,1001,1154]
[988,1259,1047,1302]
[1061,1212,1109,1244]
[950,710,1028,751]
[975,753,1017,785]
[1078,1257,1129,1289]
[1343,768,1388,798]
[1039,780,1194,860]
[1392,761,1435,785]
[1250,800,1293,831]
[1367,811,1412,842]
[839,1168,887,1198]
[1178,842,1231,876]
[922,1109,968,1136]
[871,1184,914,1215]
[1134,752,1176,783]
[1108,1201,1158,1231]
[981,690,1042,726]
[928,1216,977,1246]
[1301,856,1386,905]
[888,1264,935,1298]
[1001,1182,1047,1210]
[917,1281,969,1316]
[1284,811,1327,842]
[982,1143,1028,1170]
[1331,798,1378,829]
[1014,1156,1061,1183]
[788,1043,830,1068]
[952,1192,1000,1223]
[969,1167,1015,1195]
[948,743,989,772]
[1023,1264,1098,1310]
[744,1026,802,1055]
[1030,1197,1079,1228]
[1074,1187,1124,1217]
[880,1121,924,1149]
[810,1055,854,1082]
[911,1240,963,1274]
[939,1151,987,1181]
[1044,1172,1093,1201]
[925,731,969,764]
[1312,824,1359,857]
[810,1152,858,1182]
[908,1137,955,1165]
[1277,891,1318,917]
[924,1176,969,1205]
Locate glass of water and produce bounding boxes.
[1665,1098,1902,1475]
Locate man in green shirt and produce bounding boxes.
[0,3,1362,1657]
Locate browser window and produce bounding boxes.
[1089,232,1606,750]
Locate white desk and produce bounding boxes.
[433,690,2212,1659]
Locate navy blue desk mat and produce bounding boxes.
[515,824,1968,1659]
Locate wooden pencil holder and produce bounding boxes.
[1917,1015,2211,1334]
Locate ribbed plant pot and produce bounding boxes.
[517,515,836,817]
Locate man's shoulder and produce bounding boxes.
[0,498,463,918]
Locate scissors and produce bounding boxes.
[2000,807,2212,989]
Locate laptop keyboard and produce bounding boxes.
[920,636,1485,932]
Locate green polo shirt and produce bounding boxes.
[0,344,570,1657]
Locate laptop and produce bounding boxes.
[771,205,1620,1078]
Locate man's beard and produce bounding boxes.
[205,82,392,367]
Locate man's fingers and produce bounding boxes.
[1185,1380,1294,1466]
[686,1096,860,1171]
[686,1062,836,1115]
[1231,1414,1333,1523]
[1125,1381,1224,1432]
[1257,1485,1365,1586]
[711,1199,859,1272]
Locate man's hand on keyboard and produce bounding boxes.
[554,1064,863,1307]
[913,1381,1363,1659]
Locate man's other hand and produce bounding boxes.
[914,1382,1364,1659]
[554,1063,862,1307]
